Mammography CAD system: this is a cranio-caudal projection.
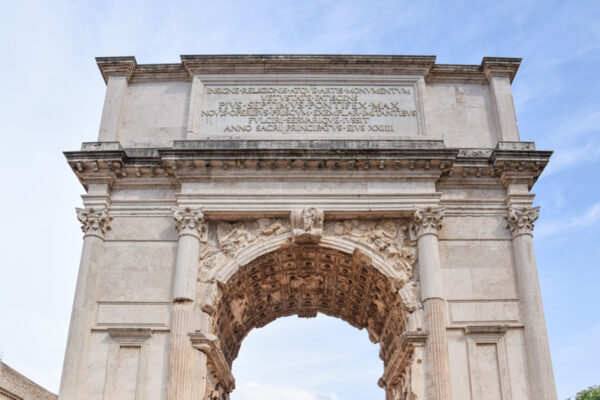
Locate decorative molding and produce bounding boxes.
[189,332,235,393]
[465,324,512,400]
[94,55,522,84]
[378,331,425,399]
[76,207,111,238]
[103,328,152,400]
[172,207,207,240]
[409,207,444,239]
[506,206,540,237]
[0,388,21,400]
[96,56,137,84]
[290,208,324,244]
[64,140,552,194]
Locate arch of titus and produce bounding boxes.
[59,55,558,400]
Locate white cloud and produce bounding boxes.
[542,139,600,176]
[233,382,340,400]
[536,202,600,238]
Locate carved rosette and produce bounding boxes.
[506,206,540,237]
[76,207,111,238]
[172,207,207,240]
[409,207,444,239]
[290,207,324,244]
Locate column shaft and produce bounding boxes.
[512,233,557,400]
[58,235,103,400]
[417,233,452,400]
[411,207,452,400]
[423,297,452,400]
[167,302,195,400]
[167,207,206,400]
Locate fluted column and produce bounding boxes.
[167,207,206,400]
[59,208,111,400]
[506,206,557,400]
[410,207,452,400]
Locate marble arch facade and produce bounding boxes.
[59,55,558,400]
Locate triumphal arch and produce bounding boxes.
[59,55,558,400]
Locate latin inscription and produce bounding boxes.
[199,85,419,135]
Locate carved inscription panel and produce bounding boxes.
[198,82,423,136]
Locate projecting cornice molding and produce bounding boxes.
[96,56,137,84]
[64,140,551,192]
[94,55,521,84]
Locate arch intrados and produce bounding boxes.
[211,242,409,370]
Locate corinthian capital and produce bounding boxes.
[409,207,444,239]
[76,207,111,238]
[506,206,540,237]
[172,207,207,240]
[291,207,324,244]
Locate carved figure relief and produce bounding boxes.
[325,219,416,285]
[195,214,421,399]
[197,218,291,272]
[291,208,324,243]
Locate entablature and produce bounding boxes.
[65,140,550,192]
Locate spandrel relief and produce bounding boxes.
[199,218,291,271]
[325,219,416,284]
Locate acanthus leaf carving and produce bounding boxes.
[172,207,207,240]
[76,207,111,238]
[506,206,540,236]
[409,207,444,239]
[291,208,324,244]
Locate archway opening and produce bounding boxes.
[207,244,416,399]
[231,314,383,399]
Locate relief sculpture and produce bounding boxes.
[325,219,416,285]
[199,218,291,271]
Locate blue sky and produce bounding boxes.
[0,1,598,399]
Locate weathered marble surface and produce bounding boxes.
[0,361,57,400]
[59,55,557,400]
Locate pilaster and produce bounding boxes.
[96,57,136,142]
[483,57,521,142]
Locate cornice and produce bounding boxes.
[482,57,522,83]
[94,55,521,84]
[96,56,137,84]
[428,57,521,84]
[64,140,550,191]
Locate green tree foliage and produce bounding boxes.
[569,385,600,400]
